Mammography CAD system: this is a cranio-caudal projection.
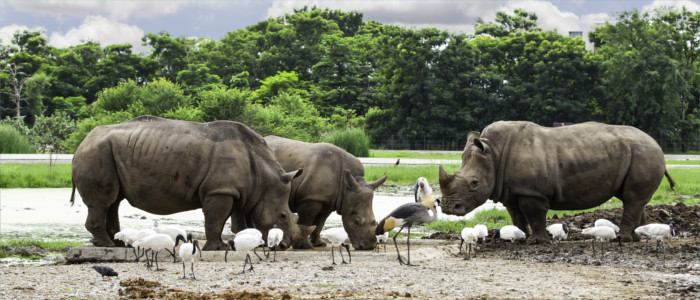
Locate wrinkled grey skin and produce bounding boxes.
[439,121,671,243]
[70,116,314,251]
[264,136,387,250]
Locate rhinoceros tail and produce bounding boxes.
[70,180,76,207]
[664,170,676,191]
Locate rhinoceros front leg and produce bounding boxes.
[518,197,551,245]
[293,201,328,249]
[202,194,234,251]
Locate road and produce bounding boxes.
[1,153,698,168]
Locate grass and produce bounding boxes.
[370,150,461,160]
[0,238,83,259]
[365,164,461,186]
[0,163,72,188]
[666,160,700,165]
[0,125,35,154]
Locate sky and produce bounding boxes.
[0,0,698,53]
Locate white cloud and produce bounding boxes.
[7,0,185,20]
[643,0,700,14]
[0,24,47,46]
[48,15,147,52]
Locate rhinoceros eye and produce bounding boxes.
[470,179,479,189]
[280,213,287,219]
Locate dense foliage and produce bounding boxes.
[1,7,698,153]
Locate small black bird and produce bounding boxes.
[395,159,400,166]
[92,266,118,280]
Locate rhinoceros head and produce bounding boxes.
[340,171,387,250]
[439,131,495,216]
[252,168,316,249]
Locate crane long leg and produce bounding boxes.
[339,244,346,264]
[181,262,187,279]
[273,246,277,262]
[154,251,161,271]
[392,227,407,265]
[591,238,596,257]
[459,238,464,254]
[406,226,415,266]
[463,242,471,260]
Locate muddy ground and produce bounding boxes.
[1,203,699,299]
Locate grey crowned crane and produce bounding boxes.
[376,195,440,266]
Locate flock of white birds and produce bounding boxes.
[101,178,680,280]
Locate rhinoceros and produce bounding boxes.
[70,116,314,251]
[264,135,387,250]
[438,121,674,243]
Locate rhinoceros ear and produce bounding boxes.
[281,168,303,184]
[465,131,481,150]
[343,169,361,193]
[473,137,491,154]
[369,172,387,190]
[438,165,454,186]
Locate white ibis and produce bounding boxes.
[131,228,157,262]
[414,177,433,203]
[594,219,619,233]
[132,233,174,271]
[175,233,201,280]
[320,227,351,265]
[582,226,621,258]
[376,195,440,266]
[375,232,389,252]
[266,224,284,262]
[225,234,265,274]
[92,265,118,280]
[235,228,267,261]
[153,220,187,263]
[473,224,488,257]
[634,221,677,259]
[459,227,477,260]
[546,223,569,250]
[493,225,526,259]
[114,228,138,260]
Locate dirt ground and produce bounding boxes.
[1,203,699,299]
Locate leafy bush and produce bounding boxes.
[249,92,329,142]
[322,127,370,157]
[0,124,34,153]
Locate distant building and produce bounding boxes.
[568,31,583,38]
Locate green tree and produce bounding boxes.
[176,63,223,96]
[30,111,75,158]
[248,92,329,142]
[197,87,251,122]
[590,9,694,143]
[475,9,541,37]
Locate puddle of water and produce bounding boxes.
[0,188,504,266]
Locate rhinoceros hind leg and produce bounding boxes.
[85,206,116,247]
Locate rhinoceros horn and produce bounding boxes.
[369,172,387,190]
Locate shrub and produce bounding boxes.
[0,125,34,153]
[322,127,370,157]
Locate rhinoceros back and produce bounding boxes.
[73,116,275,214]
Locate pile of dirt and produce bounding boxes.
[425,203,700,274]
[551,203,700,241]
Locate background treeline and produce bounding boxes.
[1,7,698,154]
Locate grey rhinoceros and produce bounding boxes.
[438,121,674,243]
[264,135,387,250]
[70,116,314,251]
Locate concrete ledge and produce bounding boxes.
[65,239,455,264]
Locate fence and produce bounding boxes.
[372,135,700,152]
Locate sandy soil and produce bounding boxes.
[1,203,698,299]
